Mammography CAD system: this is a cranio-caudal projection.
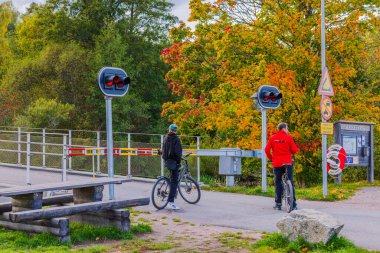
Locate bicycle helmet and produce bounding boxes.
[169,124,178,132]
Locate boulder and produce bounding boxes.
[276,209,344,244]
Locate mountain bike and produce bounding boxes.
[152,153,201,210]
[281,164,295,213]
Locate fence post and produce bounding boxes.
[68,130,72,171]
[26,133,31,185]
[97,131,101,174]
[17,127,21,166]
[62,135,67,182]
[42,128,46,168]
[127,133,131,178]
[197,136,201,182]
[161,135,164,177]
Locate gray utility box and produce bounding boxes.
[334,120,375,183]
[219,148,242,175]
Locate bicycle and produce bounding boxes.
[151,153,201,210]
[281,164,295,213]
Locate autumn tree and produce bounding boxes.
[162,0,380,185]
[0,0,177,133]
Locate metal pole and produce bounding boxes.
[68,130,72,171]
[369,125,374,183]
[62,135,67,182]
[161,135,164,177]
[26,133,31,185]
[17,127,21,166]
[321,0,328,197]
[261,109,267,192]
[106,97,115,200]
[197,136,201,182]
[97,131,101,174]
[127,133,131,178]
[42,128,46,168]
[92,152,95,178]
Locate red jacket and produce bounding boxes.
[265,130,298,167]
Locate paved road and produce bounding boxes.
[0,165,379,250]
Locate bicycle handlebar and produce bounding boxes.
[182,153,193,160]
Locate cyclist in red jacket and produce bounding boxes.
[265,122,299,210]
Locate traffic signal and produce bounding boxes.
[98,67,130,97]
[257,85,282,109]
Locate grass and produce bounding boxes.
[0,222,152,253]
[203,180,380,201]
[120,238,174,252]
[218,232,380,253]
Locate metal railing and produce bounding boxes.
[0,127,201,183]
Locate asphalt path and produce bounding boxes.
[0,165,379,250]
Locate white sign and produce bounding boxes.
[341,124,370,132]
[343,136,357,155]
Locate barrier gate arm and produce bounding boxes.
[68,147,262,158]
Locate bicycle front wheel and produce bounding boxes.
[151,177,171,210]
[178,175,201,204]
[283,179,294,213]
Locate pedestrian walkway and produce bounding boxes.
[0,165,379,250]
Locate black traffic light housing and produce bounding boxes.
[256,85,282,109]
[98,67,130,97]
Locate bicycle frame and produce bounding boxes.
[164,154,191,181]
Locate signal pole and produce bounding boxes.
[321,0,328,197]
[97,67,130,200]
[251,85,282,193]
[105,96,115,200]
[261,108,267,192]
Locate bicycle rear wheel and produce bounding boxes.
[178,175,201,204]
[151,177,171,210]
[283,180,294,213]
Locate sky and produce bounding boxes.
[1,0,192,23]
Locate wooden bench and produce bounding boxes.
[0,178,150,242]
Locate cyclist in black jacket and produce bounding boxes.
[162,124,182,210]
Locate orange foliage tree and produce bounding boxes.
[162,0,380,185]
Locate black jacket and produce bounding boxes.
[162,133,182,164]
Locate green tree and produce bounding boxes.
[15,98,75,129]
[0,0,178,133]
[0,2,16,77]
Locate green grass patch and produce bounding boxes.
[217,232,379,253]
[130,223,152,234]
[296,180,380,201]
[136,217,151,223]
[172,218,181,222]
[121,238,174,252]
[252,233,380,253]
[203,180,380,201]
[0,222,152,252]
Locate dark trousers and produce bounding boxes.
[273,165,296,207]
[168,168,179,202]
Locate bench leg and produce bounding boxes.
[11,193,43,212]
[0,215,70,242]
[73,186,103,204]
[69,209,130,232]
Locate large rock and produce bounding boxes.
[276,209,344,244]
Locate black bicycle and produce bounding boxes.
[152,153,201,210]
[281,164,295,213]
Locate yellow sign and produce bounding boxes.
[320,96,333,121]
[321,122,334,135]
[318,68,334,96]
